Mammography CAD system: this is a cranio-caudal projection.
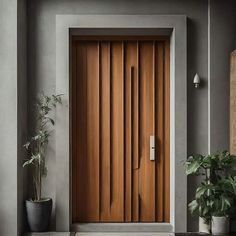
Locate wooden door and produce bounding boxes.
[71,36,170,223]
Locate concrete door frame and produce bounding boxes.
[55,14,187,233]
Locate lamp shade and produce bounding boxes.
[193,73,200,88]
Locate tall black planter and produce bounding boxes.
[26,198,52,232]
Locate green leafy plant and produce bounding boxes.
[185,150,236,222]
[185,150,236,182]
[188,181,212,223]
[23,94,62,201]
[189,177,236,222]
[210,177,236,217]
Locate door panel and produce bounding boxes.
[71,36,170,223]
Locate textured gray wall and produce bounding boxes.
[25,0,236,232]
[0,0,27,235]
[1,0,235,234]
[210,0,236,151]
[0,0,18,235]
[27,0,208,231]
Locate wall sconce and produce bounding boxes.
[193,73,200,88]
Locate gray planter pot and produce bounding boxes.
[212,216,229,235]
[26,198,52,232]
[199,217,211,234]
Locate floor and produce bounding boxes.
[26,233,235,236]
[74,234,174,236]
[26,233,174,236]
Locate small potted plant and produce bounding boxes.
[185,153,216,233]
[23,94,62,232]
[210,177,236,235]
[185,150,236,234]
[188,181,212,233]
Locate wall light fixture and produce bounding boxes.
[193,73,200,88]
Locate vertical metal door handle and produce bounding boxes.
[150,135,155,161]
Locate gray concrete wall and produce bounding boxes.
[27,0,208,231]
[210,0,236,151]
[0,0,18,235]
[24,0,236,232]
[0,0,27,235]
[1,0,235,234]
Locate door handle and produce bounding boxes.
[150,135,155,161]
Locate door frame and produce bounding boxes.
[55,15,187,233]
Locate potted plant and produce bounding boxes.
[185,153,216,233]
[185,150,236,234]
[188,181,212,233]
[23,94,62,232]
[210,177,236,235]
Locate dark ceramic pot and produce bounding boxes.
[26,198,52,232]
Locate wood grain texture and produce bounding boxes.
[71,36,170,223]
[124,42,140,221]
[139,42,156,222]
[155,43,164,222]
[110,42,125,221]
[72,41,88,222]
[85,42,100,221]
[100,42,111,221]
[132,41,140,222]
[124,43,132,222]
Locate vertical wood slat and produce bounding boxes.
[98,42,101,221]
[73,41,88,222]
[152,41,156,221]
[132,41,139,222]
[130,66,133,221]
[139,42,155,221]
[134,41,140,170]
[110,42,113,209]
[124,42,137,222]
[122,41,126,221]
[86,42,100,221]
[156,42,164,222]
[110,42,124,221]
[100,42,111,221]
[164,40,170,222]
